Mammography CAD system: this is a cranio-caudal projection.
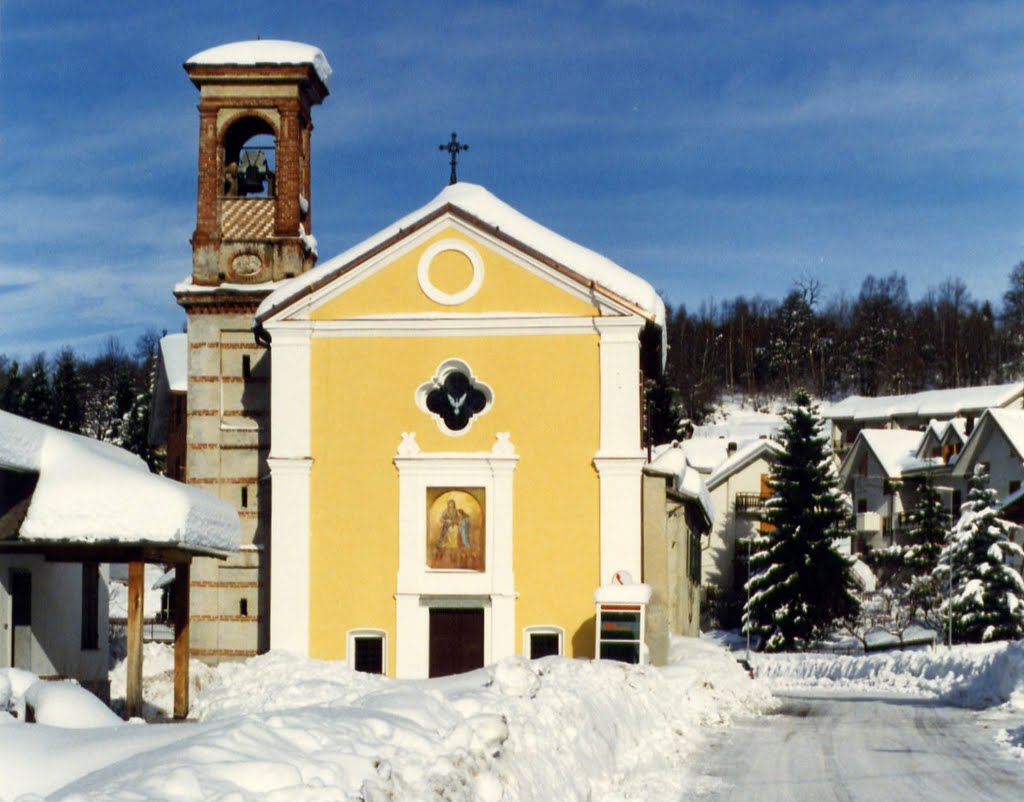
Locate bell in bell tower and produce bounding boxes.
[175,41,331,665]
[184,40,329,286]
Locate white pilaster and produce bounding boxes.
[593,317,646,584]
[267,325,313,655]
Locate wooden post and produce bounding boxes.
[173,562,191,720]
[126,560,144,719]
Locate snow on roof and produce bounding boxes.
[186,40,332,86]
[858,429,926,477]
[980,408,1024,458]
[705,439,784,490]
[647,443,715,524]
[0,411,239,550]
[159,333,188,393]
[254,182,666,328]
[824,383,1024,423]
[594,582,652,605]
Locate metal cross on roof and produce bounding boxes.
[439,132,469,185]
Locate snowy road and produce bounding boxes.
[695,691,1024,801]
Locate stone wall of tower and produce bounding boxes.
[180,299,271,661]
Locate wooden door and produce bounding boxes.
[11,570,31,669]
[429,608,484,678]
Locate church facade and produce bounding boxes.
[175,41,666,676]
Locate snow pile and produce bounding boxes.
[0,640,768,801]
[753,640,1024,709]
[108,641,219,720]
[0,410,239,550]
[186,40,332,86]
[23,680,123,729]
[1,668,121,728]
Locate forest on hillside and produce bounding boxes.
[664,263,1024,425]
[3,262,1024,469]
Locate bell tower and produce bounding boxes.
[175,41,330,663]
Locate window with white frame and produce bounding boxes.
[347,629,387,675]
[523,626,563,659]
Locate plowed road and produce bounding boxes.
[695,691,1024,801]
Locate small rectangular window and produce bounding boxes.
[241,486,249,508]
[81,563,99,650]
[529,632,560,659]
[353,636,384,674]
[857,498,868,513]
[242,354,251,378]
[239,598,248,617]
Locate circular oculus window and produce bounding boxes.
[416,239,484,305]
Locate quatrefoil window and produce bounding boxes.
[416,360,493,435]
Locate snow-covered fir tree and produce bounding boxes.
[902,477,949,626]
[937,467,1024,643]
[743,389,860,651]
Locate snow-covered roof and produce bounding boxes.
[186,40,332,86]
[705,439,784,491]
[647,443,715,524]
[159,333,188,393]
[0,411,239,551]
[975,408,1024,459]
[254,182,666,329]
[824,383,1024,423]
[594,582,652,605]
[854,429,926,478]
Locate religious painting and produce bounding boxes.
[426,488,485,571]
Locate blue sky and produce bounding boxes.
[1,1,1023,359]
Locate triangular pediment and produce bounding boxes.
[262,209,646,324]
[256,185,664,327]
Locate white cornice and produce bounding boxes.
[264,314,619,337]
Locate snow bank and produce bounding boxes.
[4,641,768,801]
[108,641,219,720]
[1,668,121,729]
[752,640,1024,709]
[24,680,123,729]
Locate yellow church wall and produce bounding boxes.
[308,333,602,673]
[310,228,600,320]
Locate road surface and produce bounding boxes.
[694,691,1024,801]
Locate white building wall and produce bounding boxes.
[0,556,108,684]
[702,458,773,594]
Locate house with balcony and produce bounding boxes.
[837,429,940,551]
[702,439,784,597]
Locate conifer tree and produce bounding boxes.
[937,468,1024,643]
[19,355,52,424]
[902,477,949,625]
[0,361,24,416]
[743,390,859,651]
[49,348,85,433]
[644,372,686,446]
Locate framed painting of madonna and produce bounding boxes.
[426,488,485,571]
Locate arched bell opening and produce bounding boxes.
[222,116,277,198]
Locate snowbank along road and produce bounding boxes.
[696,690,1024,802]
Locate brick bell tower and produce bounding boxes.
[175,41,330,662]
